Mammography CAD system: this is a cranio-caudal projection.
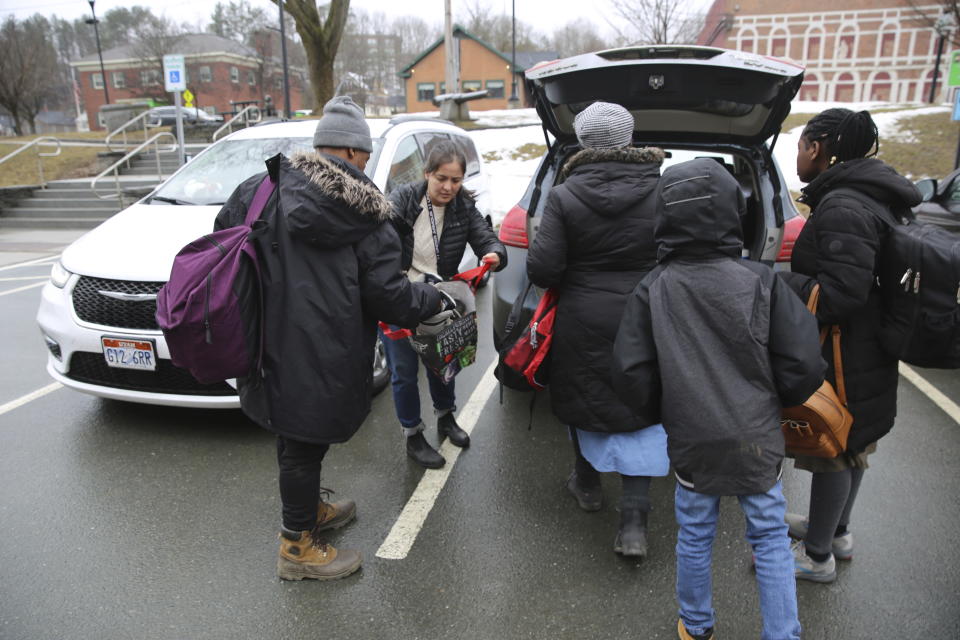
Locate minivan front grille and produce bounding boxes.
[67,352,235,396]
[72,276,164,330]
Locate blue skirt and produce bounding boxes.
[575,424,670,476]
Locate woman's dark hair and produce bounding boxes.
[801,108,879,164]
[424,140,467,175]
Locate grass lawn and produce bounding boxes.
[0,141,100,187]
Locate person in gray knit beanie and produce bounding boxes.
[313,96,372,153]
[573,101,634,149]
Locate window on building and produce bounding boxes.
[111,72,125,89]
[140,69,161,86]
[486,79,505,99]
[837,34,855,59]
[274,76,283,90]
[439,82,446,94]
[199,66,212,83]
[246,70,255,86]
[880,32,896,58]
[386,135,425,194]
[230,66,239,83]
[771,38,786,57]
[462,80,482,92]
[807,36,821,61]
[741,39,754,53]
[91,73,103,90]
[416,82,435,102]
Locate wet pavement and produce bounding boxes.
[1,256,959,639]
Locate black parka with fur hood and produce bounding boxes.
[526,146,665,433]
[214,152,442,444]
[612,159,825,495]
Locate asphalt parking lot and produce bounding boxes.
[0,237,958,639]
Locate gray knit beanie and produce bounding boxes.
[313,96,372,152]
[573,101,634,149]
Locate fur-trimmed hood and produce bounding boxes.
[559,146,664,218]
[282,151,393,249]
[560,146,665,181]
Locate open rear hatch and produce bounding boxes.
[526,46,804,147]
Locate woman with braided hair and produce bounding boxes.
[779,108,921,583]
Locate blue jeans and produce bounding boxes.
[675,481,800,640]
[380,328,456,430]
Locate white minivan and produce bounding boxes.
[37,116,491,408]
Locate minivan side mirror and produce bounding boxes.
[915,178,938,202]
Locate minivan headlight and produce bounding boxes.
[50,261,72,288]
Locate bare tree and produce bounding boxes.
[129,16,186,102]
[0,16,60,135]
[460,0,541,52]
[902,1,960,48]
[270,0,350,111]
[550,18,609,57]
[606,0,705,45]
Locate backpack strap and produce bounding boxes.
[807,284,848,406]
[819,186,906,230]
[244,175,276,227]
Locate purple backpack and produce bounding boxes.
[156,176,275,384]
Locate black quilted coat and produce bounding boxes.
[214,152,441,445]
[388,180,506,280]
[780,157,922,451]
[526,146,664,432]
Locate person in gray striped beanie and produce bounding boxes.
[573,101,635,149]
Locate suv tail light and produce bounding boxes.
[776,215,806,263]
[499,204,529,248]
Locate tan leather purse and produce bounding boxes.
[781,285,853,458]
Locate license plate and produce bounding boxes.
[101,337,157,371]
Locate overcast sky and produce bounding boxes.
[2,0,631,37]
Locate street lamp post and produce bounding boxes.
[508,0,520,107]
[278,0,292,119]
[930,16,952,104]
[86,0,110,108]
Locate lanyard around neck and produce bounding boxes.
[424,195,442,265]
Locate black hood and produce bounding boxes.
[655,158,744,262]
[282,151,393,249]
[800,157,922,211]
[561,146,664,218]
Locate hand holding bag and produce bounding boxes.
[781,284,854,458]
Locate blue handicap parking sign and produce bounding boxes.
[169,70,180,83]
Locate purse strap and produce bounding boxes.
[807,284,848,406]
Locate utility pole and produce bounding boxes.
[86,0,110,108]
[508,0,520,108]
[278,0,292,118]
[440,0,463,121]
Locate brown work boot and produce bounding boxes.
[315,499,356,532]
[277,529,362,581]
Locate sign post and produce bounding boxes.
[163,54,186,166]
[952,90,960,170]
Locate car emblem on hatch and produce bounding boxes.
[97,290,158,302]
[649,74,665,90]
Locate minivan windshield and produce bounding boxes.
[150,137,313,206]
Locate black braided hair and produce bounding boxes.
[801,108,880,164]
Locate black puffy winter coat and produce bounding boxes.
[389,180,506,280]
[612,158,825,495]
[214,152,442,445]
[526,147,664,432]
[780,157,922,452]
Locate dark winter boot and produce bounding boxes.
[614,497,649,558]
[437,411,470,448]
[277,527,362,581]
[566,470,603,512]
[314,498,356,532]
[406,431,445,469]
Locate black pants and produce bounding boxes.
[276,436,330,532]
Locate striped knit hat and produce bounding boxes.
[573,102,634,149]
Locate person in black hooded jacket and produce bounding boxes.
[526,101,669,558]
[612,158,824,640]
[383,141,506,469]
[214,97,443,581]
[779,108,922,584]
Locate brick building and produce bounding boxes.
[697,0,954,103]
[70,33,307,131]
[399,26,557,113]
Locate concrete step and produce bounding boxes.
[43,180,158,191]
[16,198,122,209]
[0,216,110,230]
[118,168,174,177]
[5,207,119,218]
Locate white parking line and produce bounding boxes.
[0,255,59,272]
[376,360,499,560]
[899,362,960,426]
[0,282,46,297]
[0,382,63,418]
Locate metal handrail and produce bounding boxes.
[90,132,178,208]
[0,137,62,187]
[212,105,262,141]
[104,110,160,153]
